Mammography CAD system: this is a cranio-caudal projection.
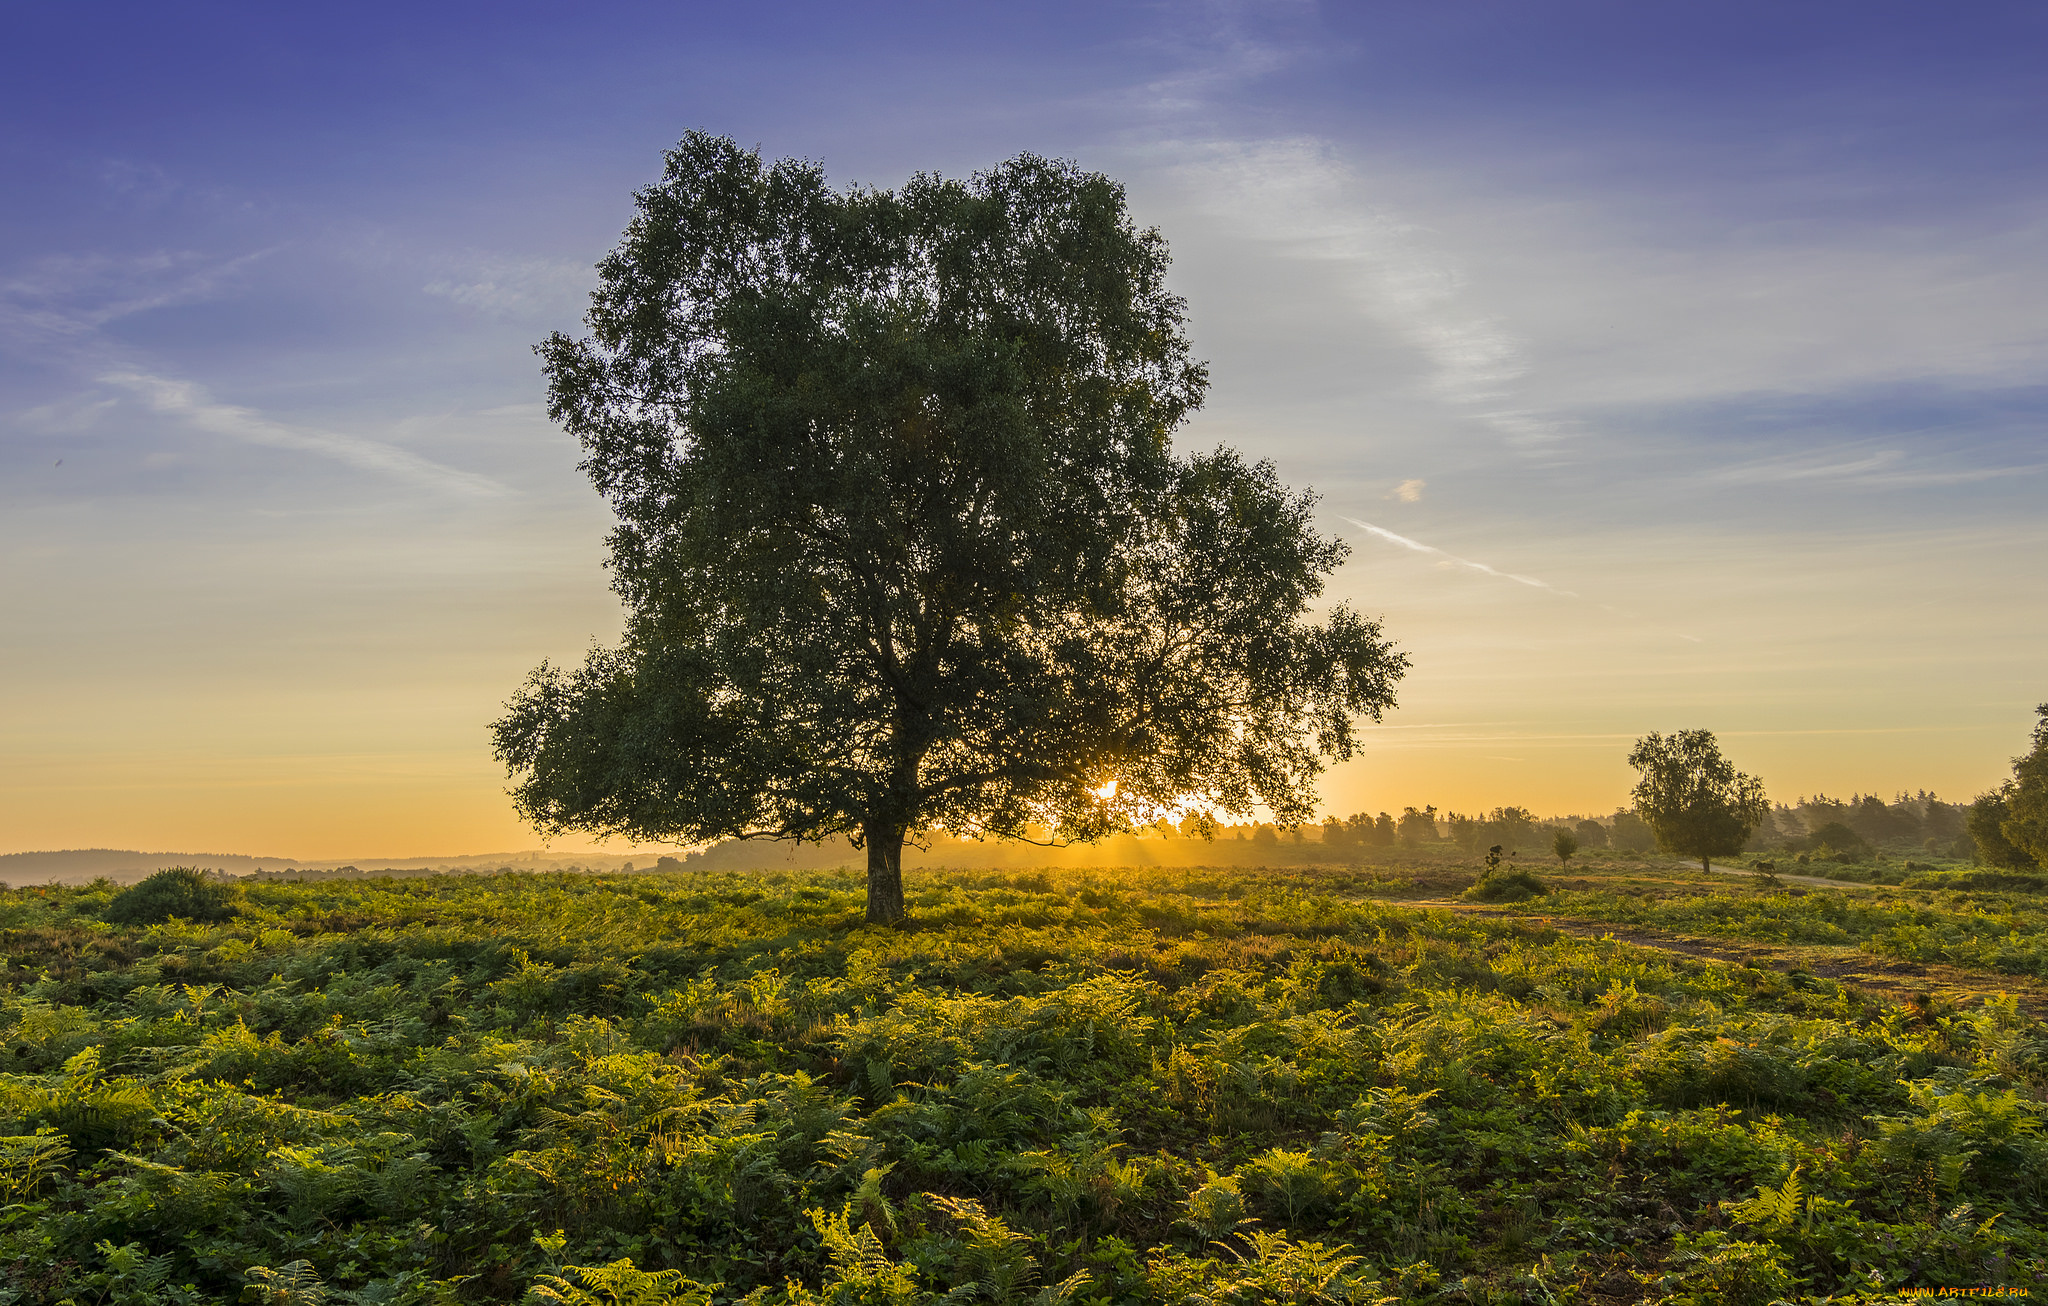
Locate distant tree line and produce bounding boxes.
[1745,792,1974,861]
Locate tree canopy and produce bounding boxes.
[1971,704,2048,870]
[493,133,1407,922]
[1627,730,1769,871]
[1998,704,2048,867]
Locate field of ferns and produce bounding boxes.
[2,859,2044,1304]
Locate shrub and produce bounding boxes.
[103,867,243,925]
[1239,1148,1327,1227]
[1640,1231,1799,1306]
[1463,869,1551,904]
[1183,1176,1249,1240]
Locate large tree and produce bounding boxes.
[1627,730,1769,872]
[1967,704,2048,870]
[493,134,1407,923]
[1996,704,2048,867]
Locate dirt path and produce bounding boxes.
[1402,897,2048,1017]
[1704,864,1852,890]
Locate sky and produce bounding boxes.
[4,1,2045,859]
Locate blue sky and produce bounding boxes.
[4,1,2045,856]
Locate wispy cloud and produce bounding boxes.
[1707,445,2045,489]
[1388,479,1426,502]
[423,255,588,319]
[0,249,272,346]
[104,371,510,498]
[1169,138,1531,410]
[1339,515,1577,596]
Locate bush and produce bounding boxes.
[1641,1231,1799,1306]
[102,867,243,925]
[1463,869,1551,903]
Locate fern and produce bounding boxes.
[1723,1165,1807,1230]
[1239,1148,1326,1228]
[244,1260,328,1305]
[524,1259,717,1306]
[0,1128,71,1200]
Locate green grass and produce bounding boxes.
[1,861,2044,1304]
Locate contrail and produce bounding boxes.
[107,370,509,499]
[1339,516,1577,597]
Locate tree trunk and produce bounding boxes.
[865,821,907,925]
[1702,854,1711,872]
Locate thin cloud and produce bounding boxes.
[1339,515,1578,597]
[0,249,273,346]
[105,371,509,499]
[423,255,589,319]
[1708,446,2045,488]
[1388,478,1426,502]
[1169,138,1528,409]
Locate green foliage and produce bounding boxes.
[1516,874,2048,979]
[1905,867,2048,892]
[1239,1148,1327,1228]
[1723,1166,1811,1230]
[1,864,2045,1303]
[1183,1176,1251,1241]
[1146,1229,1393,1306]
[244,1260,328,1305]
[809,1199,922,1305]
[0,1129,71,1200]
[493,133,1407,923]
[1969,705,2048,871]
[73,1239,207,1305]
[1461,849,1549,903]
[1460,870,1550,903]
[1549,829,1577,865]
[1639,1231,1799,1306]
[1969,788,2036,870]
[525,1260,715,1306]
[104,867,243,924]
[1628,730,1770,870]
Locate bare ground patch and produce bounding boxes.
[1406,898,2048,1017]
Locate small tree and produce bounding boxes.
[493,135,1408,923]
[1551,828,1578,865]
[1627,730,1769,872]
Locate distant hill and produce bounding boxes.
[0,848,670,885]
[0,848,306,885]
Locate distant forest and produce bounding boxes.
[0,790,1994,887]
[603,789,1980,876]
